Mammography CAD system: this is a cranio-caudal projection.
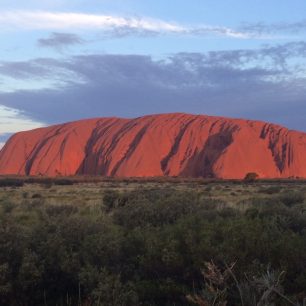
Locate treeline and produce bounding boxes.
[1,175,306,188]
[0,188,306,305]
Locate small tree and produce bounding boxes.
[244,172,259,182]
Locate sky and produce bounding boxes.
[0,0,306,146]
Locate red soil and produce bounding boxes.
[1,113,306,178]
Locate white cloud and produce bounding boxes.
[0,105,44,135]
[0,10,250,38]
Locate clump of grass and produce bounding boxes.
[258,186,281,194]
[0,201,15,214]
[32,193,42,199]
[204,186,212,192]
[278,190,304,207]
[22,192,28,199]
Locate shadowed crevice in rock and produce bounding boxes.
[110,122,152,176]
[181,129,234,177]
[76,118,123,175]
[160,117,198,175]
[25,126,65,175]
[260,124,290,173]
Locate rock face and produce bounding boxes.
[1,113,306,178]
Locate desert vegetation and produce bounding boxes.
[0,178,306,305]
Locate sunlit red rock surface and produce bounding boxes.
[1,113,306,178]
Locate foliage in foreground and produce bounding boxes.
[0,187,306,305]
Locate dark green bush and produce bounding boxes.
[112,189,201,228]
[0,188,305,305]
[278,191,304,207]
[0,201,15,214]
[258,186,281,194]
[45,204,78,217]
[0,178,24,187]
[53,179,75,186]
[102,190,127,212]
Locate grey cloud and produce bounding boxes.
[0,42,306,131]
[99,25,246,39]
[0,60,52,79]
[241,20,306,35]
[99,27,160,39]
[202,42,306,68]
[37,32,84,50]
[0,58,81,83]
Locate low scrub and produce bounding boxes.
[0,178,24,187]
[0,187,305,305]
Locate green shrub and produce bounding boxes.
[278,191,304,207]
[258,186,281,194]
[31,193,42,199]
[0,185,305,304]
[1,201,15,214]
[45,204,78,217]
[102,190,128,212]
[0,178,24,187]
[53,179,75,185]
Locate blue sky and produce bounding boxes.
[0,0,306,146]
